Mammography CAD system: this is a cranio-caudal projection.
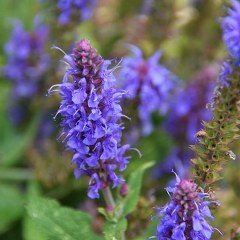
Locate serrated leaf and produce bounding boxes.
[0,184,24,233]
[103,218,127,240]
[122,162,154,216]
[27,196,103,240]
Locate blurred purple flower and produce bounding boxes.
[164,67,216,144]
[218,61,233,88]
[57,0,97,25]
[4,21,49,98]
[49,39,135,199]
[119,45,179,135]
[153,67,217,181]
[153,175,221,240]
[152,147,191,181]
[221,0,240,64]
[3,20,50,125]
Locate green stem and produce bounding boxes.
[102,186,115,207]
[0,168,33,181]
[102,187,126,240]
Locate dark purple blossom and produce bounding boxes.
[221,0,240,64]
[153,175,221,240]
[57,0,97,25]
[49,39,134,199]
[119,45,178,135]
[119,183,128,197]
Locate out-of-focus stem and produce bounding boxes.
[102,186,115,208]
[102,186,126,240]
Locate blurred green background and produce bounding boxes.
[0,0,240,239]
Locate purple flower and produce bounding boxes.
[3,20,50,124]
[218,61,233,87]
[153,175,221,240]
[119,45,179,135]
[221,0,240,63]
[152,147,192,180]
[154,67,217,181]
[4,21,49,98]
[56,0,97,25]
[164,67,216,144]
[49,39,133,199]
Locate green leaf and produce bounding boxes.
[23,182,47,240]
[122,162,154,216]
[0,113,40,166]
[125,131,172,176]
[26,196,103,240]
[98,207,109,220]
[23,215,48,240]
[103,218,127,240]
[0,184,24,233]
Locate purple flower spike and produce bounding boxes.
[119,46,179,135]
[153,176,221,240]
[221,0,240,64]
[49,39,133,199]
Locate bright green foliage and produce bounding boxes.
[191,68,240,191]
[26,196,104,240]
[0,113,40,167]
[103,218,127,240]
[24,215,48,240]
[121,162,154,216]
[99,162,154,240]
[0,184,24,233]
[23,182,47,240]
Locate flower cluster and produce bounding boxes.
[221,0,240,64]
[49,39,132,199]
[56,0,97,25]
[119,46,178,135]
[4,20,50,124]
[154,175,219,240]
